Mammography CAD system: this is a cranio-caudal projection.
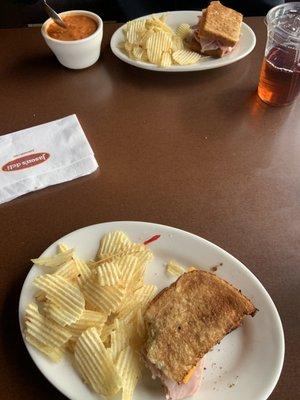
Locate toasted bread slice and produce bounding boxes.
[144,270,256,383]
[199,1,243,47]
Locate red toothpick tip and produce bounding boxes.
[143,234,161,245]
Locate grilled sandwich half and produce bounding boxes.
[190,1,243,58]
[143,270,256,399]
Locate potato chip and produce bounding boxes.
[33,274,85,326]
[117,345,142,400]
[96,261,121,286]
[161,51,172,67]
[32,248,74,268]
[146,16,174,35]
[187,266,197,272]
[97,231,131,259]
[147,31,172,65]
[26,334,64,362]
[171,35,184,52]
[81,279,125,315]
[35,259,78,301]
[176,23,192,39]
[54,259,78,281]
[110,327,128,362]
[166,260,186,276]
[117,255,138,286]
[135,308,146,339]
[68,310,106,341]
[172,49,201,65]
[75,327,121,395]
[117,284,157,319]
[92,243,147,266]
[132,45,144,60]
[73,257,92,286]
[126,20,146,44]
[126,19,146,33]
[57,243,69,253]
[24,303,71,361]
[100,321,116,343]
[124,41,134,56]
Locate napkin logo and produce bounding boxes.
[2,152,50,172]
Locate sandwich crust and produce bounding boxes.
[144,270,256,383]
[198,1,243,47]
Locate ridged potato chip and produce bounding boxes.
[97,231,131,259]
[93,243,147,266]
[33,274,85,326]
[75,327,121,395]
[26,334,64,362]
[132,45,144,60]
[68,310,106,342]
[81,279,125,314]
[135,308,146,339]
[96,261,121,286]
[74,257,92,286]
[160,51,172,67]
[171,35,184,52]
[117,345,142,400]
[31,248,74,268]
[145,16,174,35]
[166,260,186,276]
[147,31,172,65]
[57,243,69,253]
[100,321,116,343]
[24,303,71,361]
[176,23,192,39]
[172,49,201,65]
[110,327,128,362]
[117,284,157,319]
[54,260,78,281]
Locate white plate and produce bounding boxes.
[19,221,284,400]
[110,11,256,72]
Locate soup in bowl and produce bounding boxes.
[41,10,103,69]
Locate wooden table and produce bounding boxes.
[0,18,299,400]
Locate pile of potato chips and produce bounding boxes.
[24,231,157,399]
[120,15,201,67]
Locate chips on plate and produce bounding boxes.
[24,230,159,400]
[120,14,201,67]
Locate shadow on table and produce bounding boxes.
[0,277,65,399]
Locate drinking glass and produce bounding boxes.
[257,2,300,106]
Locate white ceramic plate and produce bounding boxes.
[110,11,256,72]
[19,221,284,400]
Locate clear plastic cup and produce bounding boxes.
[257,2,300,106]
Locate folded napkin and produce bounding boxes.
[0,115,98,204]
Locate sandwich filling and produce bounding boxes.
[194,28,234,55]
[144,355,204,400]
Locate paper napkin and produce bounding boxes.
[0,115,98,204]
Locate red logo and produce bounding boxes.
[2,152,50,172]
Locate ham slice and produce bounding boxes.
[144,357,204,400]
[194,31,233,54]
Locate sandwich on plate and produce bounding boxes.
[143,269,256,399]
[188,1,243,58]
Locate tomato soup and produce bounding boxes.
[47,14,98,41]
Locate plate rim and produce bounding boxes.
[18,220,285,400]
[110,10,256,72]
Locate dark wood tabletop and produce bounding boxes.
[0,17,299,400]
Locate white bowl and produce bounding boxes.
[41,10,103,69]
